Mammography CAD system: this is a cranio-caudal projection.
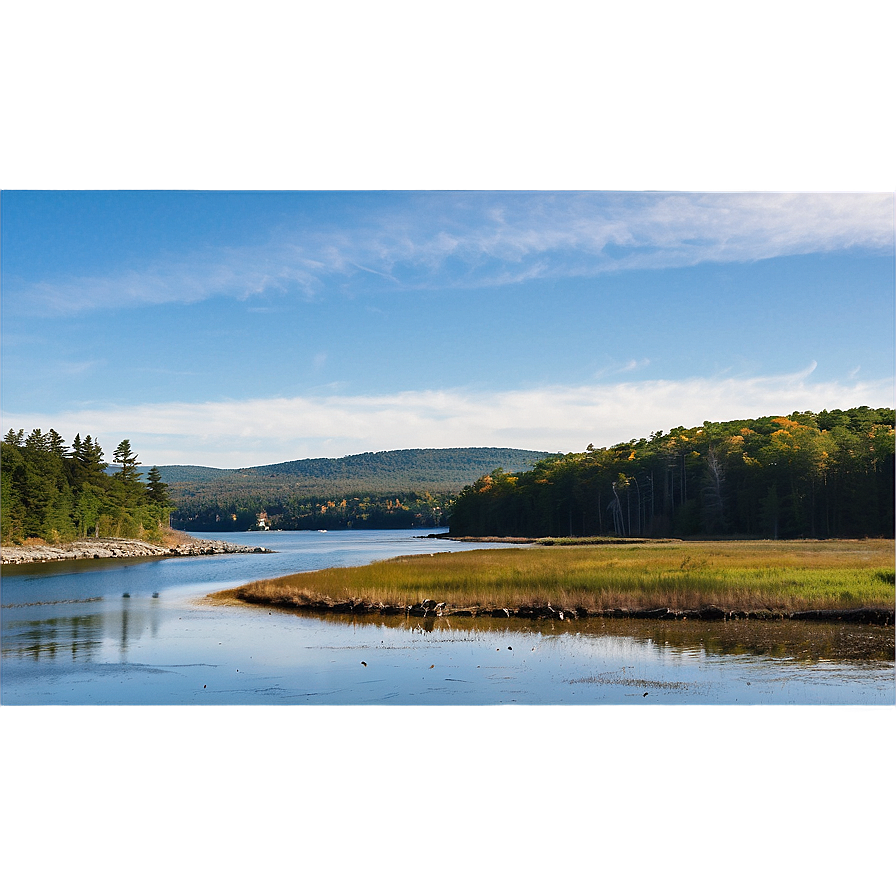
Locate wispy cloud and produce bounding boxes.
[8,192,893,316]
[595,358,651,377]
[56,359,103,377]
[6,366,891,467]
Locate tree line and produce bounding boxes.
[164,447,549,532]
[161,447,550,513]
[448,407,895,539]
[1,429,173,544]
[172,491,451,531]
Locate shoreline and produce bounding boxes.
[211,538,894,627]
[422,534,670,544]
[223,589,895,626]
[1,533,274,565]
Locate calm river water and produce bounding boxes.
[2,529,893,704]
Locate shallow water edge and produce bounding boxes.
[226,587,895,625]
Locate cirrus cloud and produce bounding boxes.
[8,192,893,316]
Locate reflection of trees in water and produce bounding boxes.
[120,594,130,658]
[149,594,161,638]
[113,593,160,658]
[3,594,166,662]
[269,606,894,663]
[5,613,104,661]
[116,592,164,653]
[640,619,894,664]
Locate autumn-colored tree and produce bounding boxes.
[448,407,895,539]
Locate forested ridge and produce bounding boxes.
[164,448,551,531]
[2,429,172,544]
[5,412,892,542]
[448,407,895,539]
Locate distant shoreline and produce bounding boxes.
[1,532,273,565]
[422,534,677,544]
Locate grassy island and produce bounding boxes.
[211,539,895,624]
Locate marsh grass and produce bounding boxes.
[213,540,895,615]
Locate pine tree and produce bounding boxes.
[77,435,107,485]
[113,439,139,475]
[146,466,170,505]
[47,429,68,458]
[111,439,142,509]
[25,429,48,452]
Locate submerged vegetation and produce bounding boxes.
[449,407,895,540]
[214,539,895,620]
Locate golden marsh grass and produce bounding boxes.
[212,539,895,616]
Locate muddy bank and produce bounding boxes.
[228,590,894,626]
[420,534,678,545]
[1,535,274,565]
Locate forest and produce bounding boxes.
[174,491,451,532]
[162,447,548,532]
[4,410,893,542]
[1,429,172,544]
[448,407,895,539]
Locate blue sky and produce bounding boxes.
[0,0,896,467]
[1,191,893,467]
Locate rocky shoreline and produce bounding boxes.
[230,592,895,626]
[1,536,274,565]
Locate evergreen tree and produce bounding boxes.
[25,429,48,452]
[47,429,68,458]
[113,441,137,485]
[77,435,107,487]
[1,430,174,544]
[146,466,170,506]
[1,441,26,541]
[111,439,143,511]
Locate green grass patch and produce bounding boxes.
[212,539,895,615]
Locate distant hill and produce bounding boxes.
[147,447,552,493]
[136,464,231,484]
[153,447,555,531]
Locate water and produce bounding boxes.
[2,529,893,704]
